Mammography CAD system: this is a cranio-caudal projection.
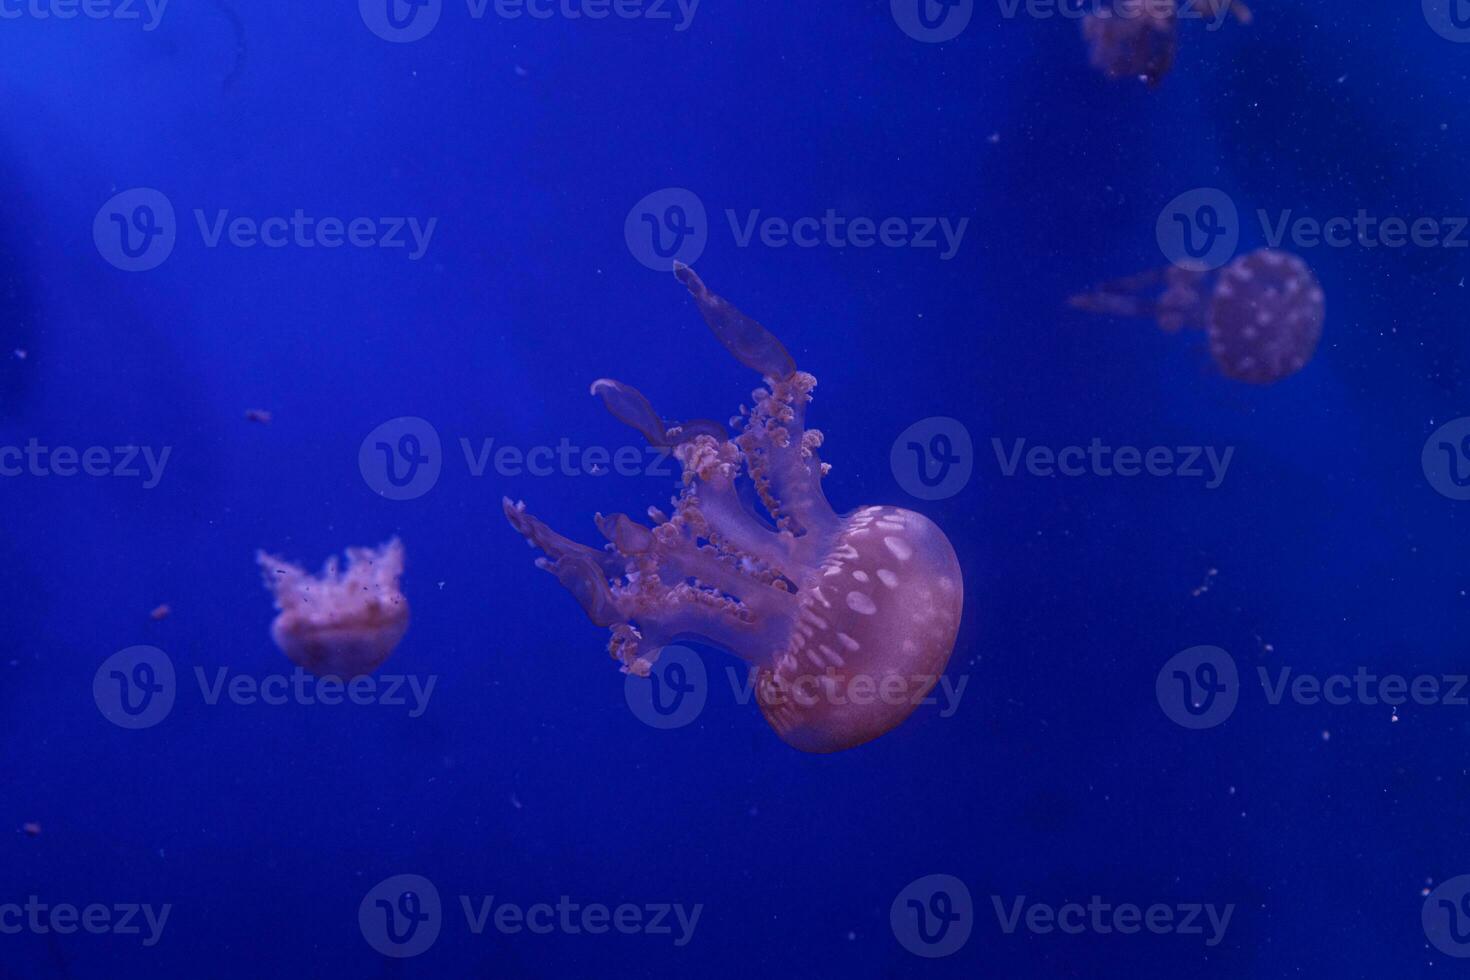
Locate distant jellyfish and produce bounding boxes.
[1081,0,1251,87]
[1069,248,1325,384]
[505,264,965,754]
[257,539,409,678]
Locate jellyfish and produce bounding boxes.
[1068,248,1325,385]
[256,539,409,678]
[504,264,964,753]
[1081,0,1251,87]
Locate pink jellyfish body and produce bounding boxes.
[257,539,409,678]
[505,265,964,753]
[1081,0,1251,87]
[1069,248,1325,385]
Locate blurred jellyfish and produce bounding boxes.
[1081,0,1251,88]
[1069,248,1325,385]
[257,539,408,677]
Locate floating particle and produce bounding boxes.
[22,822,40,837]
[244,408,272,424]
[150,604,171,621]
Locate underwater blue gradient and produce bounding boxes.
[1,1,1469,976]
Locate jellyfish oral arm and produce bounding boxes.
[505,268,964,751]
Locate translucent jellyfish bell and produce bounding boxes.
[1069,248,1325,385]
[257,539,409,678]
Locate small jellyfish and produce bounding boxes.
[1069,248,1325,385]
[256,539,409,678]
[505,265,965,754]
[1081,0,1251,87]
